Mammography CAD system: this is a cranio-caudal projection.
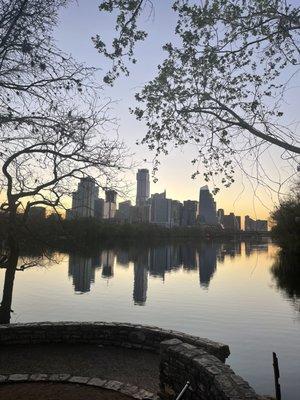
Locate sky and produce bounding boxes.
[54,0,300,221]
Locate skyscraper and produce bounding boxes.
[150,191,172,226]
[117,200,132,222]
[136,169,150,206]
[71,177,98,218]
[182,200,198,226]
[103,190,117,219]
[199,185,217,225]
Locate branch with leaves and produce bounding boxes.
[97,0,300,192]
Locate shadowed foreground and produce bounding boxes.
[0,382,133,400]
[0,344,159,392]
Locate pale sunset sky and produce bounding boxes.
[54,0,300,221]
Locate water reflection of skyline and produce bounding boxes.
[68,239,270,301]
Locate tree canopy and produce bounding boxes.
[0,0,129,324]
[0,0,127,218]
[95,0,300,192]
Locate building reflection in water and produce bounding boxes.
[101,250,115,278]
[245,238,269,257]
[68,238,270,302]
[68,254,101,293]
[198,242,220,288]
[133,251,149,305]
[116,250,130,268]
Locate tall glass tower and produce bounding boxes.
[199,185,217,225]
[136,169,150,206]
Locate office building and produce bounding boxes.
[245,216,268,232]
[150,191,172,227]
[136,169,150,206]
[223,213,241,231]
[94,198,105,219]
[70,177,98,218]
[217,208,225,224]
[130,203,151,224]
[182,200,198,226]
[117,200,132,222]
[199,185,217,225]
[171,200,183,227]
[103,190,117,219]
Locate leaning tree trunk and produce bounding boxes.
[0,207,19,324]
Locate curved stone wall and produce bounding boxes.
[159,339,260,400]
[0,322,230,361]
[0,322,260,400]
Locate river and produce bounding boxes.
[0,238,299,399]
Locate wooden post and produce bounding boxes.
[273,352,281,400]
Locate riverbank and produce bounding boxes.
[0,215,271,254]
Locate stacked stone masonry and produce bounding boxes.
[0,322,229,361]
[0,373,159,400]
[0,322,260,400]
[159,339,260,400]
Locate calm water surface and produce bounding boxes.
[0,239,299,399]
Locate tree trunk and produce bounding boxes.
[0,206,19,324]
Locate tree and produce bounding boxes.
[271,179,300,251]
[95,0,300,191]
[0,0,127,323]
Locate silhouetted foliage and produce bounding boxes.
[271,249,300,302]
[0,0,127,323]
[96,0,300,191]
[271,180,300,252]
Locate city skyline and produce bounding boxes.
[65,171,269,229]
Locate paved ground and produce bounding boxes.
[0,344,159,392]
[0,382,134,400]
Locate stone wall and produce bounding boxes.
[159,339,260,400]
[0,322,261,399]
[0,322,229,361]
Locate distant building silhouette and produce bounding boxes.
[171,200,183,227]
[136,169,150,206]
[116,200,132,222]
[150,192,172,227]
[70,177,98,218]
[94,198,105,219]
[199,186,217,225]
[245,216,268,231]
[103,190,117,219]
[223,212,241,231]
[136,203,151,223]
[217,208,225,224]
[182,200,198,226]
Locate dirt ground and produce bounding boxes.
[0,382,134,400]
[0,343,159,392]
